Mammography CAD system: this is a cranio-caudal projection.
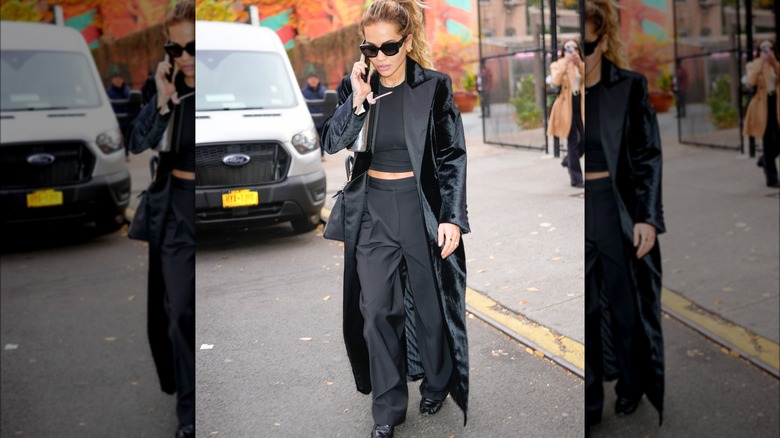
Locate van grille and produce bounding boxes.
[195,142,290,188]
[0,142,95,188]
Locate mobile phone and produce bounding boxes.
[359,54,368,83]
[566,46,574,55]
[762,46,770,55]
[164,54,173,83]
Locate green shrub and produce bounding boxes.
[511,75,542,129]
[705,75,738,129]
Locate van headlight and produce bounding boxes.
[291,126,319,154]
[96,128,124,154]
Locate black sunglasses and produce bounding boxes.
[583,34,603,56]
[360,35,408,58]
[164,41,195,59]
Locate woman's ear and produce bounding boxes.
[601,34,609,52]
[406,34,414,51]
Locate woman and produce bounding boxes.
[744,39,780,188]
[126,1,196,436]
[320,1,469,437]
[582,0,665,431]
[548,39,585,187]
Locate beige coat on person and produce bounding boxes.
[744,58,780,139]
[547,59,585,139]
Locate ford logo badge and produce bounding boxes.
[27,153,56,166]
[222,154,251,167]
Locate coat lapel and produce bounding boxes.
[403,61,437,178]
[599,59,630,176]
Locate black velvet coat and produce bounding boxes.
[596,58,666,422]
[321,58,470,424]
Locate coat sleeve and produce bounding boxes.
[627,74,666,234]
[320,76,369,154]
[745,60,761,86]
[433,75,470,234]
[550,61,565,87]
[126,94,172,154]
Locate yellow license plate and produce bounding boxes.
[222,189,259,208]
[27,189,63,208]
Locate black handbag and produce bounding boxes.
[323,155,354,242]
[128,170,172,250]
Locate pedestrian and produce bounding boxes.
[674,63,688,118]
[125,1,196,437]
[478,63,492,117]
[583,0,666,433]
[106,64,131,159]
[302,73,328,157]
[320,0,469,436]
[547,39,585,188]
[744,39,780,188]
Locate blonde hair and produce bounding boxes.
[164,0,195,37]
[360,0,433,70]
[585,0,628,70]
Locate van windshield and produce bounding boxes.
[0,50,102,111]
[196,50,298,111]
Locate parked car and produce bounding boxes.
[195,21,326,232]
[0,21,131,232]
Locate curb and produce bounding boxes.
[661,287,780,378]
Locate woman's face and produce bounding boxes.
[168,21,195,79]
[563,40,581,60]
[363,22,412,80]
[759,40,774,58]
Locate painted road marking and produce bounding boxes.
[662,287,780,377]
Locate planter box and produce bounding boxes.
[649,91,674,113]
[453,90,478,113]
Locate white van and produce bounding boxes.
[0,21,130,232]
[195,21,326,232]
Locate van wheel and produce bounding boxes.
[291,213,320,233]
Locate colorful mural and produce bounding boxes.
[0,0,171,49]
[620,0,675,91]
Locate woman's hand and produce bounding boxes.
[351,54,372,109]
[438,223,461,259]
[155,55,176,110]
[633,222,657,259]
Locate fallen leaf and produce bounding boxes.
[127,295,135,301]
[344,408,350,413]
[200,344,214,350]
[323,295,332,301]
[518,300,528,305]
[477,269,486,273]
[4,344,19,350]
[723,287,734,292]
[104,337,117,342]
[527,287,539,292]
[130,380,138,386]
[534,350,544,358]
[299,337,313,341]
[714,300,723,305]
[540,222,552,227]
[529,231,539,235]
[551,256,561,261]
[326,381,333,385]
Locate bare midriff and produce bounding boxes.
[584,171,610,180]
[367,169,415,180]
[172,169,196,180]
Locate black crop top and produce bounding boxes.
[584,82,608,173]
[370,83,412,173]
[172,73,195,173]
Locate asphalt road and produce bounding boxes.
[0,225,177,437]
[195,223,584,437]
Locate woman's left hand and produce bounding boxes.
[633,222,657,259]
[438,223,461,259]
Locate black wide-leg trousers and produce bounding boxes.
[356,176,453,426]
[761,94,779,186]
[584,177,643,424]
[160,176,196,426]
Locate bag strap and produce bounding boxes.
[345,155,354,181]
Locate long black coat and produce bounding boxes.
[595,58,666,421]
[321,58,470,423]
